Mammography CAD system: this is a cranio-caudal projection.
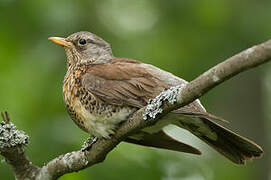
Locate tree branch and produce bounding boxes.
[0,111,40,179]
[1,40,271,179]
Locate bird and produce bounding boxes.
[49,31,263,165]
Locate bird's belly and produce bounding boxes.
[71,98,135,138]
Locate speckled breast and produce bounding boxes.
[63,65,136,138]
[63,65,90,133]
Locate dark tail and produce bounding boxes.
[176,115,263,164]
[125,130,201,155]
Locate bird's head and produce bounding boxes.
[49,31,113,67]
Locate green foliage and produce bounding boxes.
[0,0,270,179]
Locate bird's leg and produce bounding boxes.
[81,136,98,151]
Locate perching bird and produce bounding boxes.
[49,31,263,164]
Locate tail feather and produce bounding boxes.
[175,115,263,164]
[198,118,263,164]
[125,130,201,155]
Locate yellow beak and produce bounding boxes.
[48,37,73,47]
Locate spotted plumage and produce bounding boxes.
[49,31,263,165]
[63,63,136,137]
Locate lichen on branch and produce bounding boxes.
[143,84,186,120]
[0,122,29,149]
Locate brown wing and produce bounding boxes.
[81,58,212,155]
[82,58,169,108]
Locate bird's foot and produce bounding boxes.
[81,136,98,151]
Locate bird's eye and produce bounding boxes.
[79,39,87,45]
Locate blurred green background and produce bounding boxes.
[0,0,271,179]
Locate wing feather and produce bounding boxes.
[82,58,167,107]
[80,58,226,154]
